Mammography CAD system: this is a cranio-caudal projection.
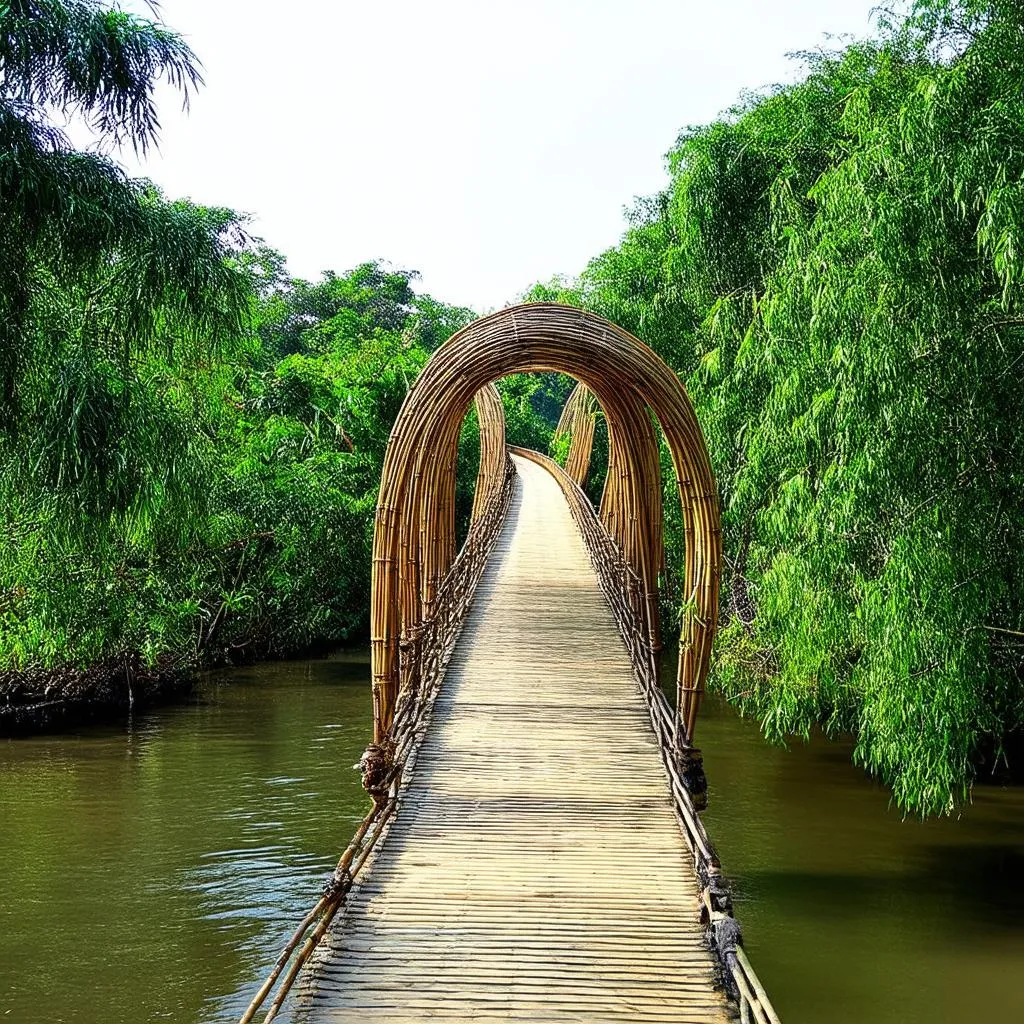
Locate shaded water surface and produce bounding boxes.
[1,653,1022,1022]
[0,655,372,1024]
[697,697,1024,1023]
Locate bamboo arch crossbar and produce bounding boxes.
[372,302,722,745]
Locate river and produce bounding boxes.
[1,652,1022,1022]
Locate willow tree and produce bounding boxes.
[549,0,1024,814]
[0,1,252,672]
[0,1,251,524]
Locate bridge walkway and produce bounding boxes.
[297,454,731,1023]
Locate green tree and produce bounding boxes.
[0,0,251,522]
[549,0,1024,814]
[0,1,251,677]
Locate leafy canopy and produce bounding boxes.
[543,0,1024,814]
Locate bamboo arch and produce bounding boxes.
[553,382,599,486]
[372,303,721,745]
[553,380,670,649]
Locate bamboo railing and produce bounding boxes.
[513,447,781,1024]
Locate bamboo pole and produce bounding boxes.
[553,382,598,486]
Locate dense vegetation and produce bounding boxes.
[0,2,486,689]
[3,0,1022,813]
[533,0,1024,813]
[0,2,560,691]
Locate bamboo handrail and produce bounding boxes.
[237,443,517,1024]
[553,381,666,655]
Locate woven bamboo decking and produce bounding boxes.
[296,454,731,1023]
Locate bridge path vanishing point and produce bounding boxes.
[295,454,732,1023]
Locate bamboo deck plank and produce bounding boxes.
[297,455,731,1024]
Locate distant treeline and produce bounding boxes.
[532,0,1024,813]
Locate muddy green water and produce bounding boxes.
[2,653,1023,1023]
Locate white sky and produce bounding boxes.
[102,0,882,311]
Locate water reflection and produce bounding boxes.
[0,653,372,1024]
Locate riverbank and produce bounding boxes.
[0,656,193,735]
[0,628,365,737]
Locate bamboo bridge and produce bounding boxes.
[241,305,781,1024]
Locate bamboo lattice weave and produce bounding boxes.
[296,455,731,1023]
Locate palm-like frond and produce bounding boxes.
[0,0,201,152]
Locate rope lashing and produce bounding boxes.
[677,743,708,812]
[713,916,743,959]
[356,739,396,806]
[699,863,734,918]
[321,866,352,901]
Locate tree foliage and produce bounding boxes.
[546,0,1024,813]
[0,256,477,671]
[0,4,487,676]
